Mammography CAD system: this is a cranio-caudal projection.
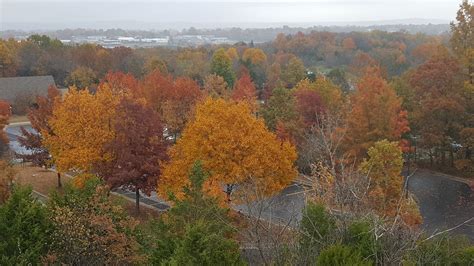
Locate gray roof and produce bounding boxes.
[0,76,55,102]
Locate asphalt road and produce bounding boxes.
[6,124,473,240]
[408,169,474,240]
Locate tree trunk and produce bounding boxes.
[135,189,140,214]
[449,149,454,167]
[225,184,233,203]
[57,172,62,188]
[441,149,446,166]
[414,144,417,163]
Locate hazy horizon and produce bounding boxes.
[0,0,460,31]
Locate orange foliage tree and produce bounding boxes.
[242,48,267,66]
[350,52,379,77]
[345,68,409,159]
[139,71,202,139]
[342,37,356,51]
[138,69,174,111]
[159,98,297,203]
[44,86,120,174]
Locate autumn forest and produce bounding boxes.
[0,0,473,265]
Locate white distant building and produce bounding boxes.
[117,36,138,42]
[141,37,169,45]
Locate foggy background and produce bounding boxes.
[0,0,459,30]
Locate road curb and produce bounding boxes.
[6,121,32,127]
[422,168,473,186]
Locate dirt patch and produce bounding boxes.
[13,164,69,195]
[13,163,161,223]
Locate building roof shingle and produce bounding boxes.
[0,76,56,102]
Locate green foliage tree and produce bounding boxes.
[0,186,50,265]
[147,162,244,265]
[327,68,351,93]
[282,57,306,88]
[450,0,473,84]
[261,87,298,131]
[298,202,335,264]
[211,48,236,88]
[27,34,63,49]
[346,220,379,261]
[65,66,98,89]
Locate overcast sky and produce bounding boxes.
[0,0,462,30]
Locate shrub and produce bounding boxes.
[46,177,142,265]
[0,186,50,264]
[405,235,473,265]
[346,220,378,261]
[299,202,335,248]
[317,244,371,266]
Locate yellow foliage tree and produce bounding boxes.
[226,47,239,61]
[242,48,267,65]
[44,85,120,173]
[159,98,298,202]
[360,140,421,226]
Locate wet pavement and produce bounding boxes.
[7,124,474,240]
[6,124,34,156]
[408,169,474,240]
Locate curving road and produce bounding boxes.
[6,124,474,240]
[408,169,474,240]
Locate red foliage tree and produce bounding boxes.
[232,71,257,111]
[17,86,60,165]
[409,54,466,165]
[0,100,11,117]
[100,71,139,94]
[17,86,61,185]
[294,89,326,127]
[99,97,168,213]
[0,100,10,155]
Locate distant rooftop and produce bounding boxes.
[0,76,55,102]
